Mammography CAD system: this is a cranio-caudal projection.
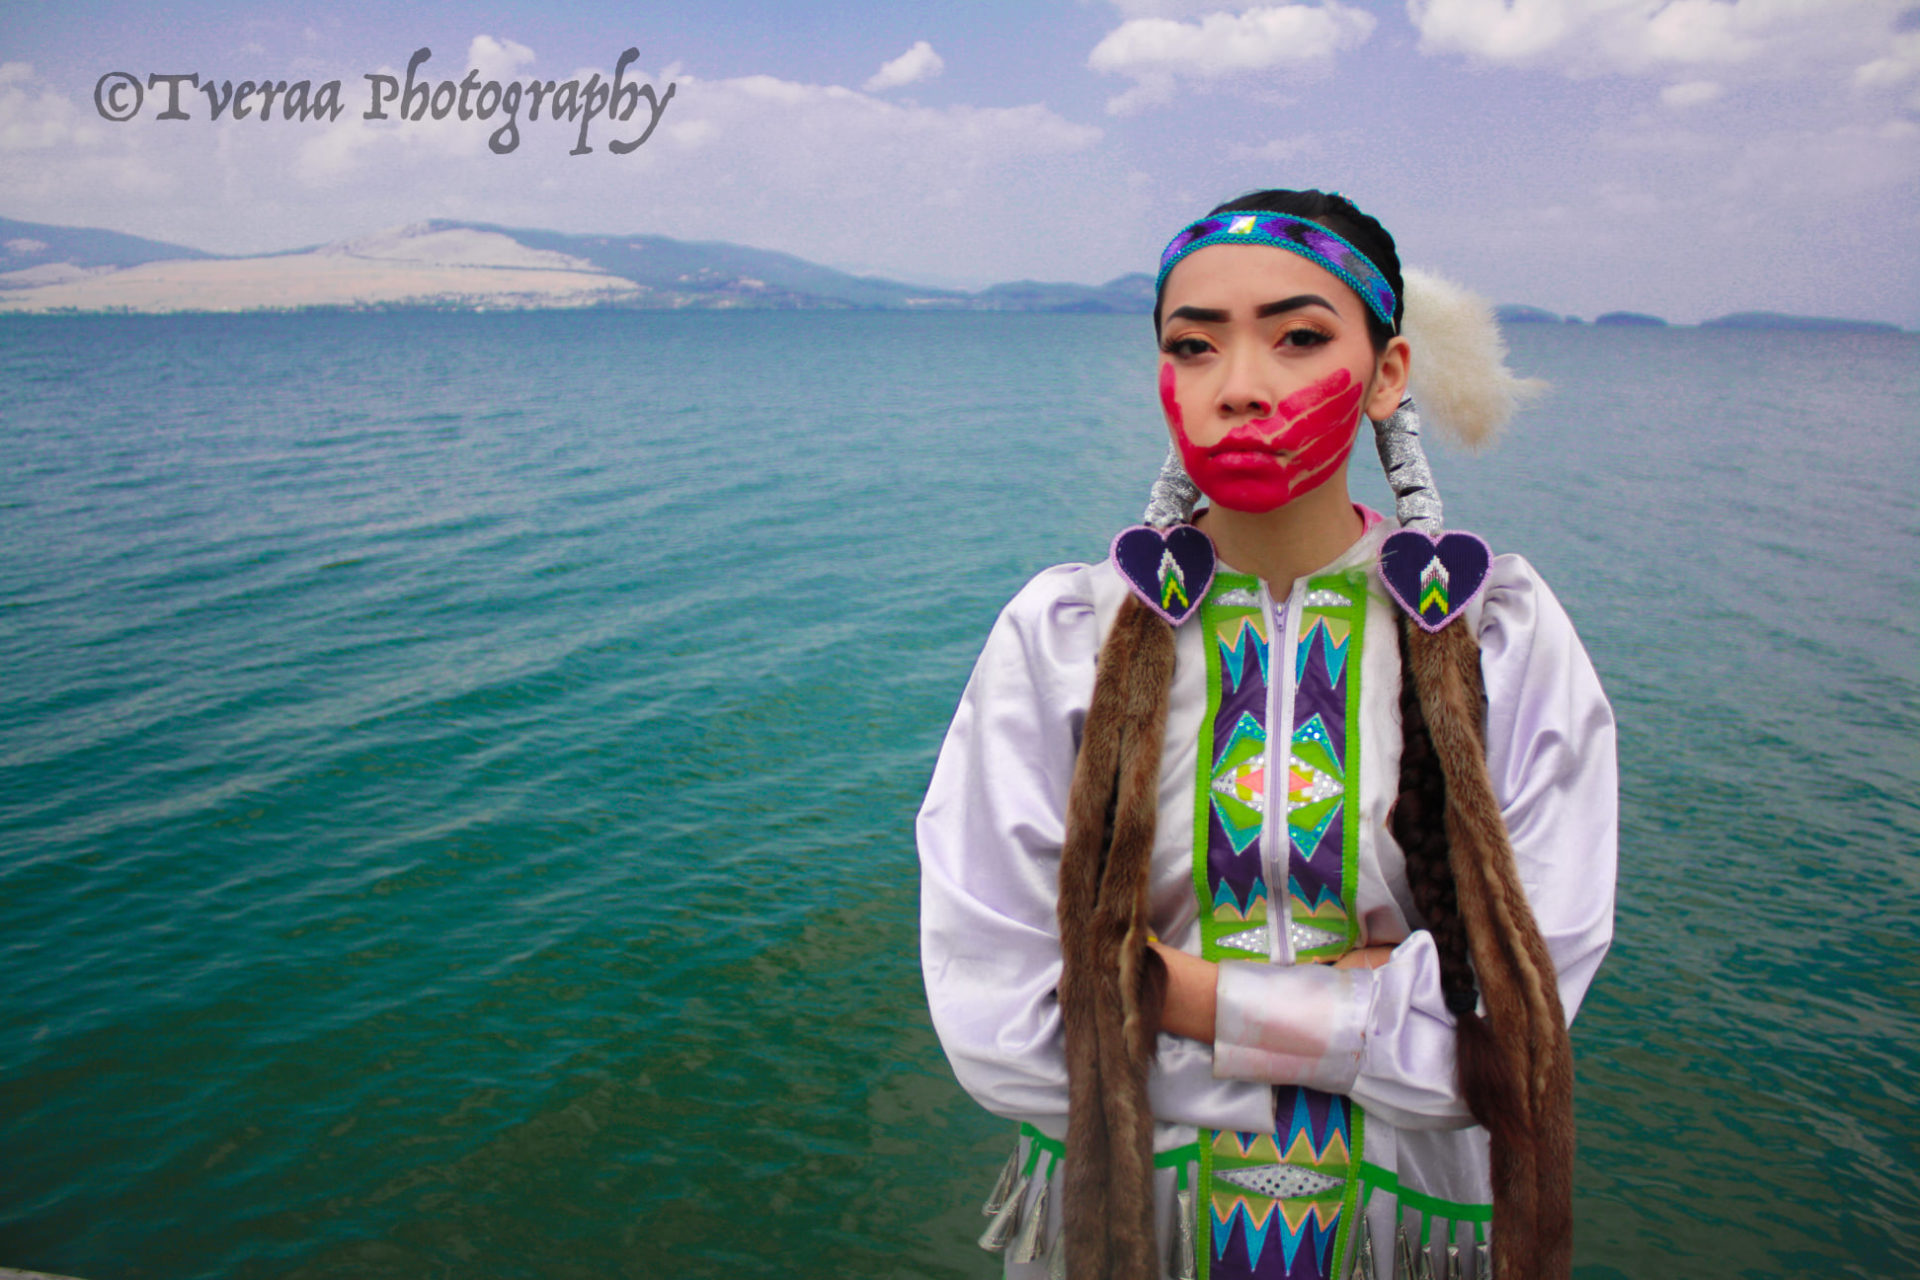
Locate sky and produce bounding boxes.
[2,0,1917,325]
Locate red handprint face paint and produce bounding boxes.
[1161,362,1365,512]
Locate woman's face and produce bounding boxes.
[1157,241,1408,513]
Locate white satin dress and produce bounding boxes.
[917,517,1617,1277]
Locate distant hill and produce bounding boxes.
[1495,305,1563,324]
[0,217,212,270]
[472,222,968,309]
[0,217,1165,316]
[1497,305,1904,332]
[1595,311,1667,327]
[971,273,1156,314]
[0,217,215,292]
[0,217,1903,327]
[1701,310,1901,333]
[0,222,639,313]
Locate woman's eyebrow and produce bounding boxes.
[1165,294,1340,324]
[1255,293,1338,318]
[1165,305,1229,324]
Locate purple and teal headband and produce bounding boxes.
[1155,211,1397,329]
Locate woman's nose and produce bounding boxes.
[1216,344,1273,418]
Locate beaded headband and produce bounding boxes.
[1155,210,1397,329]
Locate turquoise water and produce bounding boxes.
[1,313,1915,1278]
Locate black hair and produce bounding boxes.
[1152,188,1404,352]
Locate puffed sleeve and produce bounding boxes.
[1210,555,1618,1130]
[919,564,1275,1138]
[917,564,1097,1127]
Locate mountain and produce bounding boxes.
[0,222,639,313]
[1494,305,1563,324]
[0,218,1154,315]
[1498,305,1905,332]
[0,216,213,270]
[472,223,967,309]
[1700,310,1901,333]
[1594,311,1667,327]
[970,274,1157,314]
[9,220,1900,327]
[0,216,214,292]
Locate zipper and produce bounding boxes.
[1265,574,1303,967]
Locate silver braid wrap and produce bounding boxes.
[1141,444,1202,528]
[1372,396,1443,535]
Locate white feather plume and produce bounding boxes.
[1399,267,1546,451]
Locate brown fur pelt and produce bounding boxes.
[1056,594,1173,1280]
[1406,617,1576,1278]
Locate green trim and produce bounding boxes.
[1282,572,1369,962]
[1017,1123,1196,1175]
[1332,570,1366,953]
[1356,1161,1493,1222]
[1192,581,1226,960]
[1157,1142,1200,1170]
[1019,1121,1062,1166]
[1328,1099,1367,1275]
[1318,571,1370,1276]
[1194,573,1263,964]
[1198,1128,1215,1280]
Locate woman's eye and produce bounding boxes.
[1164,337,1212,358]
[1278,328,1332,348]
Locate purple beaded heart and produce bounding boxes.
[1111,524,1216,627]
[1378,529,1492,632]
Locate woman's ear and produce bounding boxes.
[1366,335,1412,421]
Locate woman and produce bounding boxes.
[918,190,1616,1280]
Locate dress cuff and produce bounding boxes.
[1212,960,1369,1094]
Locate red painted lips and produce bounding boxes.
[1162,364,1365,513]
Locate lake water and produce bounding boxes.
[1,312,1915,1278]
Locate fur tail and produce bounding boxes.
[1058,596,1175,1279]
[1408,619,1575,1278]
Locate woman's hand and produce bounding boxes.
[1332,945,1395,970]
[1149,940,1218,1043]
[1148,941,1396,1044]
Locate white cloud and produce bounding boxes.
[1661,79,1723,107]
[1708,116,1920,203]
[1853,55,1914,88]
[0,61,182,211]
[1090,3,1375,74]
[1852,30,1920,95]
[1407,0,1912,78]
[469,35,536,83]
[0,54,1115,287]
[650,71,1100,207]
[1103,71,1179,115]
[1089,3,1376,113]
[864,41,945,92]
[0,61,106,151]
